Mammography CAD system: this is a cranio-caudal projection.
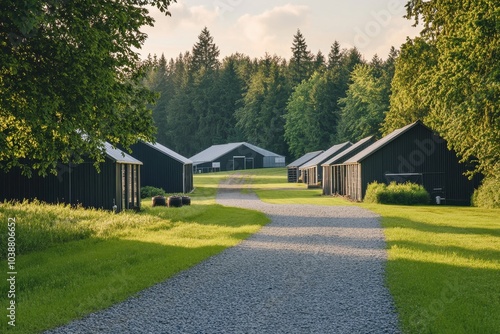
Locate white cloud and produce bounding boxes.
[234,4,311,57]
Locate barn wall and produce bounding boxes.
[129,143,190,193]
[0,159,141,212]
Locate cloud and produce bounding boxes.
[234,4,311,56]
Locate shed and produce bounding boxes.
[287,150,324,183]
[190,142,286,173]
[299,142,352,186]
[322,136,376,195]
[128,141,193,194]
[334,121,479,204]
[0,142,142,212]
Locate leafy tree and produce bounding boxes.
[383,38,437,134]
[0,0,176,175]
[405,0,499,180]
[337,64,389,142]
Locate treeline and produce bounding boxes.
[141,28,397,159]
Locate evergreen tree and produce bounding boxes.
[191,27,220,76]
[289,29,314,85]
[328,41,343,69]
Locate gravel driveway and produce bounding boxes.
[46,175,400,334]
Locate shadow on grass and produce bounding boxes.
[384,216,500,238]
[0,238,228,334]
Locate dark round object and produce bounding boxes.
[167,196,183,208]
[181,196,191,206]
[152,196,167,207]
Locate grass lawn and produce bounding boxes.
[241,168,500,334]
[0,172,269,333]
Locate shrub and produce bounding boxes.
[471,176,500,209]
[141,186,166,199]
[364,181,430,205]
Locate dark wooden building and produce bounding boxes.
[299,142,352,186]
[129,141,193,194]
[287,150,323,183]
[0,142,142,212]
[333,121,479,204]
[322,136,376,195]
[190,142,286,173]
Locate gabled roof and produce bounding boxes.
[105,142,143,165]
[287,150,324,168]
[190,142,284,165]
[139,141,192,165]
[321,136,376,166]
[344,121,424,164]
[300,142,352,169]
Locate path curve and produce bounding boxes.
[46,175,400,334]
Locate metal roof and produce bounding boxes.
[344,121,422,164]
[105,142,143,165]
[190,142,284,165]
[287,151,324,168]
[321,136,375,166]
[139,141,192,165]
[300,142,352,169]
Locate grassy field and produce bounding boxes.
[1,167,498,333]
[0,171,269,333]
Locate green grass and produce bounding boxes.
[0,172,269,333]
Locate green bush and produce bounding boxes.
[364,181,430,205]
[141,186,166,199]
[472,176,500,209]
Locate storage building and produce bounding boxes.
[299,142,352,187]
[322,136,376,195]
[190,142,286,173]
[0,142,142,212]
[128,141,193,194]
[334,121,479,204]
[287,151,324,183]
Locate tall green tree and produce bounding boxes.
[337,64,389,142]
[0,0,176,175]
[289,29,314,85]
[236,55,291,155]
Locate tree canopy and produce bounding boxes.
[0,0,176,175]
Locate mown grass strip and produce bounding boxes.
[0,172,269,333]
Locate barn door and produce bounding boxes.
[233,156,245,170]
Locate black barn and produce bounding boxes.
[190,142,285,173]
[334,121,480,204]
[287,150,323,183]
[0,143,142,212]
[128,141,193,194]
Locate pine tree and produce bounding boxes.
[191,27,220,76]
[289,29,313,85]
[328,41,343,69]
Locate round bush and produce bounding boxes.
[141,186,166,199]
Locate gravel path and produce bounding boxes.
[45,175,400,334]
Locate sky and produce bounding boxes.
[138,0,422,61]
